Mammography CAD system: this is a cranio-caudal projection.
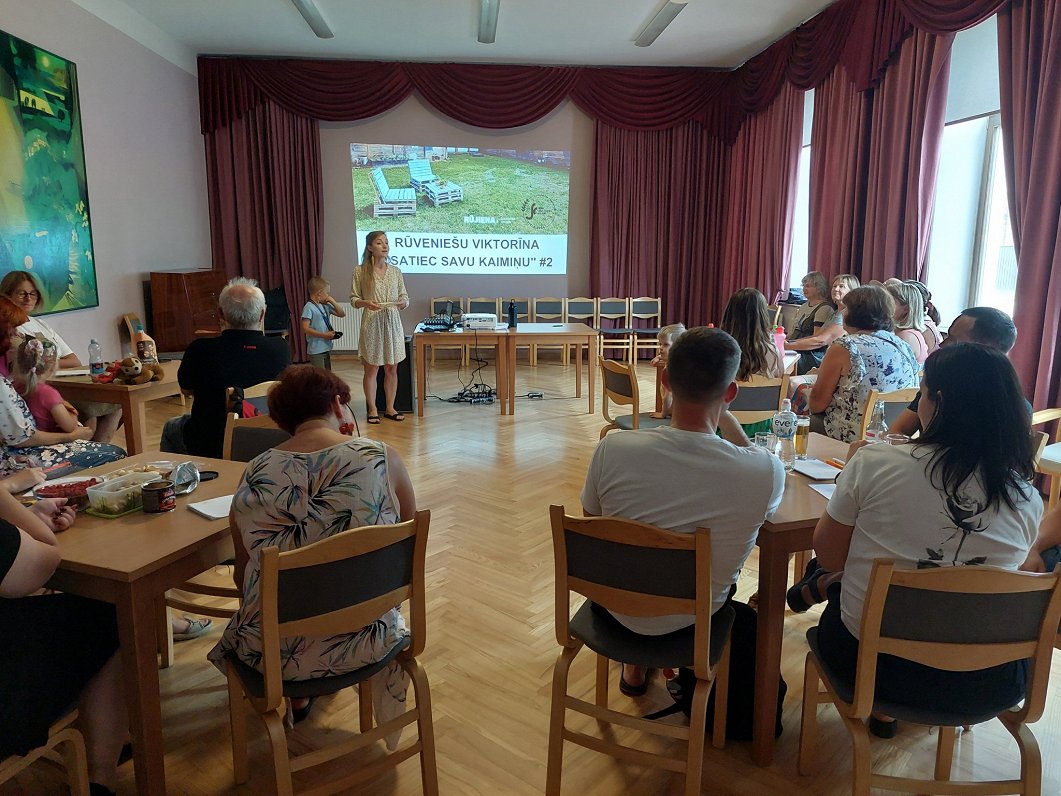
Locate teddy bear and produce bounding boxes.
[114,356,165,385]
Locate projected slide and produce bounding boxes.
[351,144,570,275]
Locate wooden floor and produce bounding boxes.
[7,354,1061,795]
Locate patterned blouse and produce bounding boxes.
[823,331,919,443]
[208,438,411,736]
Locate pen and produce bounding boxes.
[824,458,845,469]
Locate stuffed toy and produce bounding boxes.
[92,360,123,384]
[114,356,164,385]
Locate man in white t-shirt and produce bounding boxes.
[581,327,786,695]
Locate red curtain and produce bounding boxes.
[858,28,953,282]
[203,100,322,362]
[718,83,805,320]
[590,122,727,328]
[999,0,1061,409]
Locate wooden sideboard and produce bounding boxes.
[149,270,226,352]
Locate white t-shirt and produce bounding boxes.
[827,443,1042,637]
[581,426,786,635]
[18,317,74,359]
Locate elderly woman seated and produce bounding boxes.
[208,365,416,728]
[806,286,919,443]
[784,271,844,375]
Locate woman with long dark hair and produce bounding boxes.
[720,288,784,382]
[350,231,409,423]
[801,344,1041,736]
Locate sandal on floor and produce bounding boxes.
[291,696,317,724]
[868,716,898,738]
[786,558,828,614]
[383,412,405,422]
[173,616,212,642]
[367,415,381,424]
[618,667,653,697]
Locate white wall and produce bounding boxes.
[1,0,210,359]
[319,94,593,332]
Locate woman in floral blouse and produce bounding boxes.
[208,365,416,734]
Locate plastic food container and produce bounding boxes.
[87,472,162,517]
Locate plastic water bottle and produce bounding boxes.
[772,398,798,471]
[864,399,888,443]
[507,300,517,329]
[773,325,787,369]
[88,339,104,376]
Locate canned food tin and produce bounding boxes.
[142,480,176,513]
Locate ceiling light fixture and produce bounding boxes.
[291,0,334,39]
[634,0,689,47]
[478,0,500,44]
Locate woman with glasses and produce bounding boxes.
[0,271,123,443]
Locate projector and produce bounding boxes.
[463,313,498,329]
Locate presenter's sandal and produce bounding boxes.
[383,412,405,422]
[367,415,381,424]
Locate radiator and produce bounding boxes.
[331,303,362,351]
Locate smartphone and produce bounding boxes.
[199,470,219,481]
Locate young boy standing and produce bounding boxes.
[301,276,346,370]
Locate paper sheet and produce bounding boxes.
[187,494,234,520]
[809,483,837,500]
[792,458,841,481]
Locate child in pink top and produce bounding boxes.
[11,337,81,433]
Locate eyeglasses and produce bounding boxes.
[14,291,39,301]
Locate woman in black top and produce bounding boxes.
[0,491,126,795]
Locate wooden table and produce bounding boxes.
[46,453,246,795]
[751,432,848,765]
[49,360,182,455]
[414,325,510,417]
[504,323,597,415]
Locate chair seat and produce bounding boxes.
[613,414,669,431]
[225,636,409,700]
[597,327,635,336]
[806,627,1014,727]
[1038,442,1061,472]
[572,602,734,669]
[631,327,663,337]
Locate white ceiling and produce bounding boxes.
[71,0,837,75]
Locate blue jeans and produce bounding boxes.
[160,415,191,454]
[1043,545,1061,572]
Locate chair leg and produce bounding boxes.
[225,670,250,785]
[683,677,711,796]
[261,710,293,796]
[711,641,731,749]
[1001,714,1042,795]
[934,725,956,781]
[595,654,609,707]
[156,599,173,669]
[844,715,872,795]
[1050,473,1061,511]
[404,658,439,796]
[57,728,90,796]
[546,645,580,796]
[798,655,820,776]
[358,680,373,732]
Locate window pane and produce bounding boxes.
[789,145,811,287]
[973,125,1015,316]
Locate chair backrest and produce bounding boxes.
[370,167,388,197]
[1032,430,1049,469]
[629,297,661,326]
[408,159,434,180]
[729,375,788,425]
[848,560,1061,722]
[533,297,566,322]
[121,312,143,351]
[766,305,782,328]
[468,297,501,317]
[566,297,597,326]
[859,387,920,439]
[222,412,292,461]
[597,297,631,328]
[1032,408,1061,443]
[600,358,640,425]
[226,381,279,415]
[431,296,465,317]
[504,298,531,320]
[256,511,430,709]
[550,505,715,678]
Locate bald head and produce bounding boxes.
[218,277,265,330]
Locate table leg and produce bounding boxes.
[117,395,146,456]
[574,342,582,399]
[587,340,595,413]
[499,338,510,415]
[416,339,426,418]
[116,582,167,795]
[752,532,789,766]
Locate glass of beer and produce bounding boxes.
[794,417,811,459]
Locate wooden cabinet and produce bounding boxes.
[149,270,226,352]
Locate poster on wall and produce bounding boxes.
[0,28,98,314]
[351,143,570,275]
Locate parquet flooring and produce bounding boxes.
[6,353,1061,795]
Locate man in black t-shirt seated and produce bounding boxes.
[890,306,1021,437]
[161,277,291,458]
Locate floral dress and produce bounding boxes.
[351,265,408,366]
[208,438,410,743]
[823,331,919,443]
[0,377,125,477]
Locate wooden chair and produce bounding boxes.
[223,511,438,795]
[531,297,566,365]
[1032,408,1061,509]
[427,297,467,368]
[766,304,782,329]
[596,297,633,363]
[546,505,732,796]
[159,381,283,667]
[467,296,501,318]
[629,297,663,362]
[0,711,89,796]
[858,387,920,440]
[369,167,417,217]
[564,297,597,365]
[599,359,669,439]
[729,375,789,426]
[799,560,1061,795]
